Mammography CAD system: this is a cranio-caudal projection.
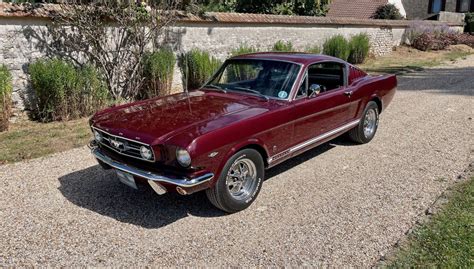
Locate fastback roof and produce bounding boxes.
[231,52,345,65]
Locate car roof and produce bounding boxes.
[230,52,347,65]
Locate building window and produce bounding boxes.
[456,0,474,12]
[429,0,446,13]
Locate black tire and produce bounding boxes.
[206,149,264,213]
[348,101,379,144]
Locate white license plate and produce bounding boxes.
[116,170,138,189]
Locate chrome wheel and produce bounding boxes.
[363,109,377,138]
[225,158,258,201]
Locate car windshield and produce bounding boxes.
[205,59,300,100]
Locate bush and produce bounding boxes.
[272,40,295,52]
[0,65,13,132]
[405,21,454,45]
[29,59,109,122]
[456,34,474,48]
[178,49,222,90]
[140,48,176,100]
[372,4,403,20]
[323,35,350,61]
[412,33,450,51]
[465,13,474,34]
[305,45,322,54]
[348,33,370,64]
[231,44,259,56]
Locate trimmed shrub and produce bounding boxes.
[348,33,370,64]
[140,48,176,100]
[323,35,350,61]
[405,21,454,45]
[0,65,13,132]
[413,32,474,51]
[305,45,322,54]
[272,40,294,52]
[456,34,474,48]
[412,33,449,51]
[29,59,109,122]
[372,4,403,20]
[178,49,222,90]
[231,44,259,56]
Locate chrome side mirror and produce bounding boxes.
[309,84,322,98]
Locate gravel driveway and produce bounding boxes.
[1,56,473,267]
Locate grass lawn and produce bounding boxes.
[0,117,91,164]
[360,45,473,74]
[387,177,474,268]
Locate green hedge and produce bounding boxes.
[0,65,13,132]
[323,35,350,61]
[178,49,222,90]
[140,48,176,100]
[348,33,370,64]
[29,59,109,122]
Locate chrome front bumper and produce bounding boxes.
[90,145,214,188]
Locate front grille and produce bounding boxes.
[92,127,155,162]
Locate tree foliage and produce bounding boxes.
[372,3,403,20]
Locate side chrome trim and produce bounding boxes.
[268,119,360,164]
[91,146,214,188]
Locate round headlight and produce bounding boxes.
[140,146,153,160]
[93,130,102,142]
[176,148,191,167]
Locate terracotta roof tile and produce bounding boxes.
[327,0,388,19]
[0,3,463,27]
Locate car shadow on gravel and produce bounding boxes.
[58,139,342,229]
[58,167,226,229]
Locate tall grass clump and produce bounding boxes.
[305,45,322,54]
[272,40,294,52]
[178,49,222,90]
[231,44,259,56]
[323,35,350,61]
[29,59,109,122]
[348,33,370,64]
[140,48,176,100]
[0,65,13,132]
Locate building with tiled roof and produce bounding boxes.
[327,0,407,19]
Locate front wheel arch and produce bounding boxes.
[211,141,269,186]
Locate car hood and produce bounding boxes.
[91,90,271,146]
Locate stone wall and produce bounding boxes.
[0,5,464,110]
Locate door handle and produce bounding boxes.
[344,91,353,97]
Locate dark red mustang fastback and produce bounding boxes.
[89,53,397,212]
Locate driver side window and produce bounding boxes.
[308,62,345,92]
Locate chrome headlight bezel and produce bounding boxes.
[93,130,102,142]
[140,146,153,160]
[176,148,192,167]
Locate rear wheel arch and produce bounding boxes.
[370,96,383,114]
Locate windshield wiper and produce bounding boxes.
[203,84,227,93]
[230,86,269,101]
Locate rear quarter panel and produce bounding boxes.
[351,74,397,118]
